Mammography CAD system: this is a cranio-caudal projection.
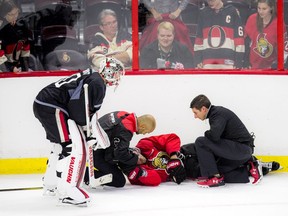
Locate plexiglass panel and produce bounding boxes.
[138,0,280,70]
[0,0,132,72]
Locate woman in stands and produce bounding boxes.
[245,0,282,69]
[0,0,31,72]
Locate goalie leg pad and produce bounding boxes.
[57,119,90,203]
[43,143,62,195]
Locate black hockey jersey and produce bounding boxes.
[35,68,106,126]
[98,111,138,169]
[194,5,245,69]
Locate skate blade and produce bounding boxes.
[57,198,91,207]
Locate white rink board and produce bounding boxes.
[0,74,288,158]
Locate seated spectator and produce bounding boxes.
[194,0,245,69]
[140,21,194,69]
[0,39,8,72]
[143,0,189,21]
[140,0,194,54]
[87,9,132,69]
[245,0,281,69]
[0,0,31,72]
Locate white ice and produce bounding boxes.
[1,173,288,216]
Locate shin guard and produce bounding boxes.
[43,143,62,195]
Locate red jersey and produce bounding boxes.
[129,133,181,186]
[245,13,278,69]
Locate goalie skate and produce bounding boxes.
[58,196,91,207]
[89,174,113,188]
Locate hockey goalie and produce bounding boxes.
[33,57,125,206]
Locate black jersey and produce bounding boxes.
[194,5,245,68]
[35,68,106,126]
[98,111,138,167]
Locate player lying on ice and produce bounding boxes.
[33,57,125,206]
[112,133,280,187]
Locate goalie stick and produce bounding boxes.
[83,84,113,187]
[83,83,96,186]
[0,174,112,192]
[0,186,43,192]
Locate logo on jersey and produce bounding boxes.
[152,151,170,169]
[254,33,273,58]
[208,25,226,49]
[62,51,71,63]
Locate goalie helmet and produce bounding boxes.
[99,57,125,86]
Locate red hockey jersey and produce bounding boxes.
[245,13,278,69]
[128,133,181,186]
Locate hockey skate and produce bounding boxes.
[197,176,225,188]
[248,160,263,184]
[42,186,57,196]
[58,196,91,207]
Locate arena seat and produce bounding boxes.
[29,54,44,71]
[44,49,89,71]
[83,24,101,49]
[41,25,79,57]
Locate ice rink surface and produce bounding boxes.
[1,173,287,216]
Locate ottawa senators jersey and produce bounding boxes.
[245,13,278,68]
[194,5,245,69]
[35,68,106,126]
[133,133,181,184]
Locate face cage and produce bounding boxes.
[104,69,122,86]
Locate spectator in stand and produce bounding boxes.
[245,0,282,69]
[0,0,31,72]
[143,0,189,21]
[140,21,194,69]
[87,9,132,70]
[140,0,194,55]
[0,38,8,72]
[194,0,245,69]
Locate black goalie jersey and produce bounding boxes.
[35,68,106,126]
[194,5,245,69]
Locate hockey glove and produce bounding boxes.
[128,166,147,181]
[166,158,186,184]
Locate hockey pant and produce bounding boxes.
[57,119,90,202]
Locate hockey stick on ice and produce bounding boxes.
[0,186,43,192]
